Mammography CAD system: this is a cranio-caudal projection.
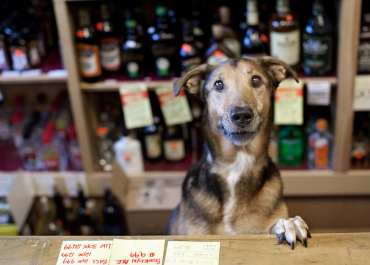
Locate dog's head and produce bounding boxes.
[174,57,298,146]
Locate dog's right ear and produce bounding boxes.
[173,64,216,97]
[257,56,298,86]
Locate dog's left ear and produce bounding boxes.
[257,56,299,86]
[173,64,216,98]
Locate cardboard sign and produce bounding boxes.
[165,241,221,265]
[119,83,153,129]
[353,75,370,111]
[109,239,165,265]
[155,86,193,126]
[274,79,304,125]
[56,240,113,265]
[307,81,331,106]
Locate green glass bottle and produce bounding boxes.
[278,125,303,167]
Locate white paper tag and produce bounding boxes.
[48,69,68,77]
[119,83,154,129]
[63,173,89,197]
[274,79,304,125]
[56,240,113,265]
[307,81,331,106]
[1,70,20,77]
[155,86,193,126]
[165,241,221,265]
[32,174,55,197]
[0,174,16,197]
[21,69,42,76]
[353,75,370,111]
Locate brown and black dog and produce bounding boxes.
[166,56,311,250]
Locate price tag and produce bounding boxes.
[353,75,370,111]
[56,240,113,265]
[48,69,68,77]
[274,79,304,125]
[21,69,42,76]
[32,174,55,196]
[1,70,20,77]
[119,83,153,129]
[63,173,88,197]
[307,81,331,106]
[165,241,220,265]
[155,86,193,126]
[108,239,165,265]
[0,174,16,197]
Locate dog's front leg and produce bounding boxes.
[270,216,311,250]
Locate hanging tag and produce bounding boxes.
[119,83,153,129]
[155,86,193,126]
[353,75,370,111]
[307,81,331,106]
[274,79,304,125]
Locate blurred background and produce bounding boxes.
[0,0,369,236]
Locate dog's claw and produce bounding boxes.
[278,233,284,244]
[303,238,307,248]
[307,229,312,238]
[291,242,295,250]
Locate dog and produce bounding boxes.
[166,56,311,250]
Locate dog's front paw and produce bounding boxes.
[272,216,311,250]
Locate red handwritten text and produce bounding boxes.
[100,244,112,249]
[64,244,82,250]
[61,253,74,258]
[92,259,108,264]
[82,244,97,249]
[62,258,75,264]
[131,258,161,264]
[78,252,92,257]
[115,259,129,265]
[77,259,88,264]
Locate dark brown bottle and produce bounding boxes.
[205,24,235,65]
[358,2,370,74]
[269,0,300,68]
[219,6,241,58]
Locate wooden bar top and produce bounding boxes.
[0,233,370,265]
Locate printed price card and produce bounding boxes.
[155,86,193,126]
[119,83,153,129]
[164,241,220,265]
[353,75,370,111]
[307,81,331,106]
[56,240,113,265]
[274,79,304,125]
[108,239,165,265]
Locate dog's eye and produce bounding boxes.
[252,75,262,88]
[214,80,224,90]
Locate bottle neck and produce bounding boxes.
[79,10,91,27]
[276,0,290,13]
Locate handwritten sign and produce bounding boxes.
[119,83,153,129]
[274,79,304,125]
[164,241,220,265]
[307,81,331,106]
[155,86,193,126]
[353,75,370,111]
[108,239,165,265]
[56,241,113,265]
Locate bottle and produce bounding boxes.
[143,116,163,162]
[180,21,202,75]
[76,187,94,235]
[76,8,101,83]
[22,26,42,68]
[96,4,122,77]
[122,10,145,79]
[242,0,269,58]
[114,133,144,174]
[20,113,40,171]
[302,0,333,76]
[278,125,303,167]
[150,1,177,77]
[190,1,206,55]
[268,129,278,163]
[68,125,83,170]
[351,121,370,169]
[205,24,235,65]
[269,0,300,68]
[41,121,64,171]
[0,22,12,70]
[189,100,203,162]
[219,6,241,58]
[163,125,186,162]
[53,186,68,235]
[96,126,114,171]
[0,100,12,145]
[307,119,333,169]
[35,196,63,235]
[9,29,31,71]
[358,2,370,74]
[11,111,25,148]
[103,189,124,235]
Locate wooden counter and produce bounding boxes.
[0,233,370,264]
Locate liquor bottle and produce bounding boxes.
[351,121,370,169]
[242,0,269,58]
[76,8,101,83]
[122,10,145,79]
[307,119,333,169]
[269,0,300,68]
[190,0,206,55]
[302,0,333,76]
[9,29,31,71]
[77,187,94,235]
[163,125,186,162]
[41,121,64,171]
[22,26,42,68]
[150,1,177,77]
[20,113,40,170]
[278,125,303,167]
[53,186,68,235]
[68,125,83,170]
[219,6,241,58]
[358,2,370,74]
[180,21,202,75]
[205,24,235,65]
[0,22,12,70]
[0,99,12,145]
[35,196,63,235]
[11,111,24,148]
[143,116,163,162]
[96,126,113,171]
[103,189,124,235]
[96,4,122,77]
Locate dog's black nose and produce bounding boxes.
[230,106,254,125]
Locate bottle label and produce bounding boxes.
[23,146,38,168]
[207,50,229,65]
[145,133,162,159]
[29,40,41,67]
[270,30,300,66]
[151,42,176,76]
[223,38,241,58]
[358,41,370,73]
[156,57,170,76]
[77,43,101,77]
[43,157,60,171]
[122,51,144,78]
[0,41,10,70]
[10,46,30,70]
[302,35,332,75]
[315,138,329,168]
[99,38,121,71]
[164,140,185,161]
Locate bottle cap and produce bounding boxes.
[97,126,109,136]
[316,119,327,131]
[212,23,223,39]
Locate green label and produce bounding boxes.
[302,35,332,75]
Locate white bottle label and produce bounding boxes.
[270,30,300,66]
[78,44,101,77]
[223,38,241,58]
[164,140,185,161]
[145,134,162,159]
[100,38,121,71]
[29,41,41,66]
[11,47,30,70]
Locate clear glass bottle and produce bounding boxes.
[278,125,303,167]
[96,126,113,171]
[219,6,241,58]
